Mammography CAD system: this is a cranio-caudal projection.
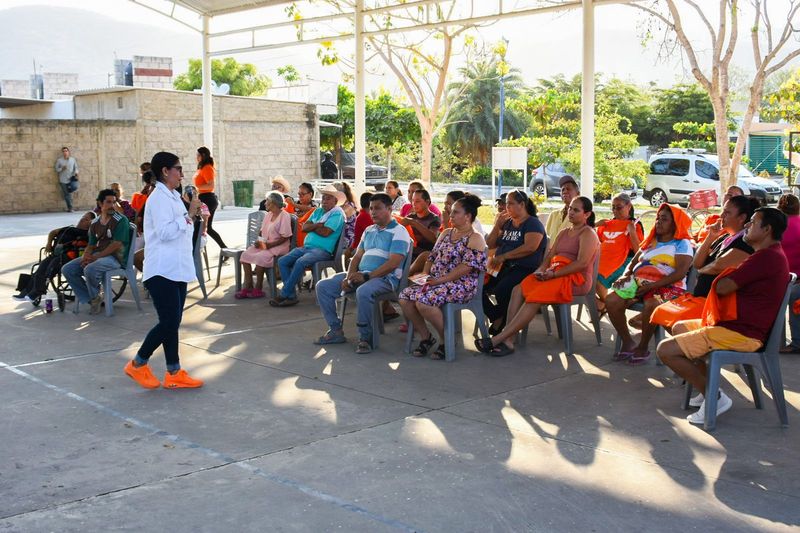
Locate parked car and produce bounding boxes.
[529,162,638,202]
[644,149,782,207]
[337,151,388,190]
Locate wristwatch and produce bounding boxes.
[362,272,370,281]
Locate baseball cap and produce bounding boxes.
[559,175,578,188]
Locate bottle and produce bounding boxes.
[44,293,53,313]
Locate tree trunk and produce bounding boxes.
[730,77,766,185]
[420,124,433,187]
[712,97,733,191]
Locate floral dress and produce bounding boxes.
[343,201,358,248]
[399,229,487,307]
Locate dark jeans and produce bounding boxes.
[137,276,187,370]
[198,192,227,249]
[59,182,73,211]
[23,255,58,297]
[483,264,537,324]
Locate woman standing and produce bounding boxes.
[399,194,487,360]
[236,192,293,299]
[124,152,203,389]
[194,146,228,250]
[386,180,408,213]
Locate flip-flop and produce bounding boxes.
[382,311,401,322]
[489,342,515,358]
[613,350,634,362]
[474,337,494,353]
[627,351,651,366]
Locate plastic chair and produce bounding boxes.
[405,248,490,362]
[311,232,347,286]
[74,223,142,317]
[265,214,298,297]
[519,252,601,357]
[337,242,413,349]
[216,211,265,291]
[193,223,208,299]
[682,273,795,431]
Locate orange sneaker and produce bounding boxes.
[163,369,204,389]
[124,360,160,389]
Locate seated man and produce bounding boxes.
[314,193,411,353]
[657,207,790,425]
[94,182,136,221]
[270,184,345,307]
[62,189,131,314]
[12,211,95,302]
[400,188,441,260]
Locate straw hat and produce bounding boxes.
[271,175,291,193]
[318,184,346,206]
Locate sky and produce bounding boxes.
[2,0,798,99]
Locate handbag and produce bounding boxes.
[67,175,79,193]
[650,292,706,329]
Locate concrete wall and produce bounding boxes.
[0,100,75,120]
[42,73,79,99]
[0,88,320,214]
[0,80,30,98]
[132,55,172,89]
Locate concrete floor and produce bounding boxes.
[1,210,799,532]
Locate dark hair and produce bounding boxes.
[300,182,314,196]
[446,190,466,202]
[575,196,596,227]
[359,191,374,209]
[96,188,117,203]
[386,180,401,195]
[728,185,745,196]
[507,188,537,216]
[61,146,69,151]
[196,146,213,169]
[151,151,180,183]
[139,162,151,172]
[755,207,788,241]
[141,170,155,184]
[727,195,759,222]
[778,193,800,216]
[408,180,425,192]
[334,181,355,204]
[370,193,393,208]
[412,189,431,203]
[454,193,481,222]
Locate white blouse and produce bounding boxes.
[143,181,196,283]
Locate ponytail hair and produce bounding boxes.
[508,188,537,216]
[196,146,213,169]
[576,196,595,227]
[455,192,482,222]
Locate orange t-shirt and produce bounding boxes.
[194,165,215,194]
[597,219,644,278]
[131,192,148,212]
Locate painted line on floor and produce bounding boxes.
[0,361,421,533]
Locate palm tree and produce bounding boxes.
[445,57,527,166]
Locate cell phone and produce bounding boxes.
[184,185,197,200]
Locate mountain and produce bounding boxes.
[0,5,198,89]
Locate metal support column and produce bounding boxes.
[580,0,595,200]
[354,0,366,192]
[202,15,213,152]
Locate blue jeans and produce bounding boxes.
[135,276,187,371]
[62,255,121,303]
[278,246,332,299]
[788,283,800,347]
[316,272,394,342]
[59,182,73,211]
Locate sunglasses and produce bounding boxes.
[170,165,183,172]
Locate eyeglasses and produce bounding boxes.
[611,204,626,211]
[170,165,183,172]
[299,190,312,196]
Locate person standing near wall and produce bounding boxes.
[55,146,79,212]
[124,151,203,390]
[193,146,228,251]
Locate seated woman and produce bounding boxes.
[605,203,693,365]
[779,194,800,353]
[483,189,547,335]
[595,193,643,315]
[399,194,487,360]
[475,196,599,357]
[235,192,292,299]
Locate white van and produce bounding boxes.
[644,150,782,207]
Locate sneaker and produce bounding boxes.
[689,393,705,408]
[124,361,160,389]
[687,391,732,425]
[276,297,299,307]
[163,369,204,389]
[11,293,29,302]
[89,295,103,315]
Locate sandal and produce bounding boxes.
[355,340,373,354]
[314,330,347,345]
[488,342,515,357]
[412,337,436,357]
[613,350,634,362]
[627,351,651,366]
[474,337,494,353]
[383,311,401,322]
[430,345,447,360]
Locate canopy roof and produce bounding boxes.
[171,0,291,17]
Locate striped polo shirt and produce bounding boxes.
[358,219,412,286]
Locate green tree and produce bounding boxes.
[276,65,302,85]
[174,57,271,96]
[445,56,527,166]
[648,84,715,147]
[761,68,800,124]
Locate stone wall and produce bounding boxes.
[0,88,320,214]
[132,56,173,89]
[41,73,79,99]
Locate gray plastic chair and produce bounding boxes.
[337,242,413,349]
[265,214,297,297]
[193,223,208,299]
[311,232,347,286]
[74,223,142,317]
[405,249,490,362]
[216,210,265,291]
[520,251,601,357]
[682,273,795,431]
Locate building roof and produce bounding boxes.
[749,122,793,135]
[152,0,292,17]
[0,96,56,108]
